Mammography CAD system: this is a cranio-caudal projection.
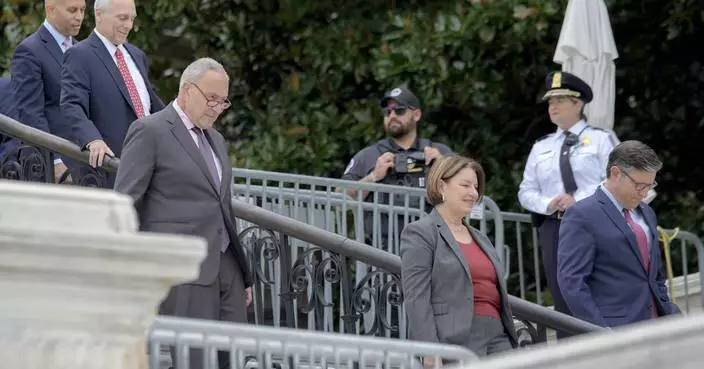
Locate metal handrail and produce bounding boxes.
[0,112,604,337]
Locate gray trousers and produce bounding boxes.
[467,315,513,357]
[160,248,248,369]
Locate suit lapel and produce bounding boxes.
[166,105,220,194]
[468,224,506,285]
[596,188,647,273]
[88,32,137,114]
[432,210,472,282]
[205,129,229,196]
[38,26,63,65]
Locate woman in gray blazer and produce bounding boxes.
[400,155,517,360]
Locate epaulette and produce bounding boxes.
[589,126,606,132]
[535,133,553,142]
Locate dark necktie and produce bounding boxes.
[559,131,578,194]
[192,127,220,188]
[192,127,229,252]
[623,208,658,318]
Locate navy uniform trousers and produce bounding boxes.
[538,217,574,339]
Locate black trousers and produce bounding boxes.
[538,218,573,339]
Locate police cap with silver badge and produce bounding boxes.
[380,87,421,109]
[542,71,593,103]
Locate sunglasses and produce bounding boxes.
[382,106,410,117]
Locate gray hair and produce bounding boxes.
[94,0,112,15]
[606,140,662,177]
[179,58,228,89]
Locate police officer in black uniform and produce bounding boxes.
[342,87,453,248]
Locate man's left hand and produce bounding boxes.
[245,287,253,306]
[424,146,444,165]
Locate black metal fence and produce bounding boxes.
[0,113,604,344]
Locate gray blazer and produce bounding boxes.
[114,103,252,287]
[400,208,517,348]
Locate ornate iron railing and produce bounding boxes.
[0,113,604,344]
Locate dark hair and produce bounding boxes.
[426,155,486,206]
[606,140,662,177]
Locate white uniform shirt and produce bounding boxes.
[518,120,617,215]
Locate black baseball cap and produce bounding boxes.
[379,87,421,109]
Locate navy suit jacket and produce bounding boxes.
[10,25,74,140]
[61,31,164,157]
[557,187,681,328]
[0,77,14,159]
[0,77,11,114]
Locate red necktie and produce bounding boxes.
[114,48,146,118]
[623,209,650,269]
[624,209,658,318]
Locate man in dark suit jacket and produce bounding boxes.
[0,77,15,161]
[558,140,680,329]
[114,58,252,369]
[61,0,164,176]
[10,0,86,181]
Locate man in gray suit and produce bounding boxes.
[114,58,252,368]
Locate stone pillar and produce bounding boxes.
[0,181,206,369]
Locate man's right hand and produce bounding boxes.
[548,195,564,212]
[371,152,395,181]
[87,140,114,168]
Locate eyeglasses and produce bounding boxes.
[189,82,231,109]
[621,169,658,192]
[382,106,410,117]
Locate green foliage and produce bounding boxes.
[2,0,703,291]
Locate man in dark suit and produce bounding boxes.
[0,77,15,161]
[61,0,164,176]
[10,0,86,182]
[114,58,252,369]
[557,140,680,329]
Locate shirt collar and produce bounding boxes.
[388,137,422,151]
[556,120,588,138]
[93,29,123,57]
[599,182,629,216]
[172,100,196,131]
[43,19,71,48]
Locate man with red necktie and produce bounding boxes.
[61,0,164,185]
[557,140,681,329]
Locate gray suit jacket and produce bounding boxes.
[400,209,517,348]
[114,103,252,287]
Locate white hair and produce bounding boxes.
[179,58,228,89]
[94,0,112,15]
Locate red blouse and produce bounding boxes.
[459,240,501,319]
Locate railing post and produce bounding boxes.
[0,180,205,369]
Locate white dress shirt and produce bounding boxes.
[172,101,223,181]
[518,120,617,214]
[93,29,151,117]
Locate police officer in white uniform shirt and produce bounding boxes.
[518,71,616,338]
